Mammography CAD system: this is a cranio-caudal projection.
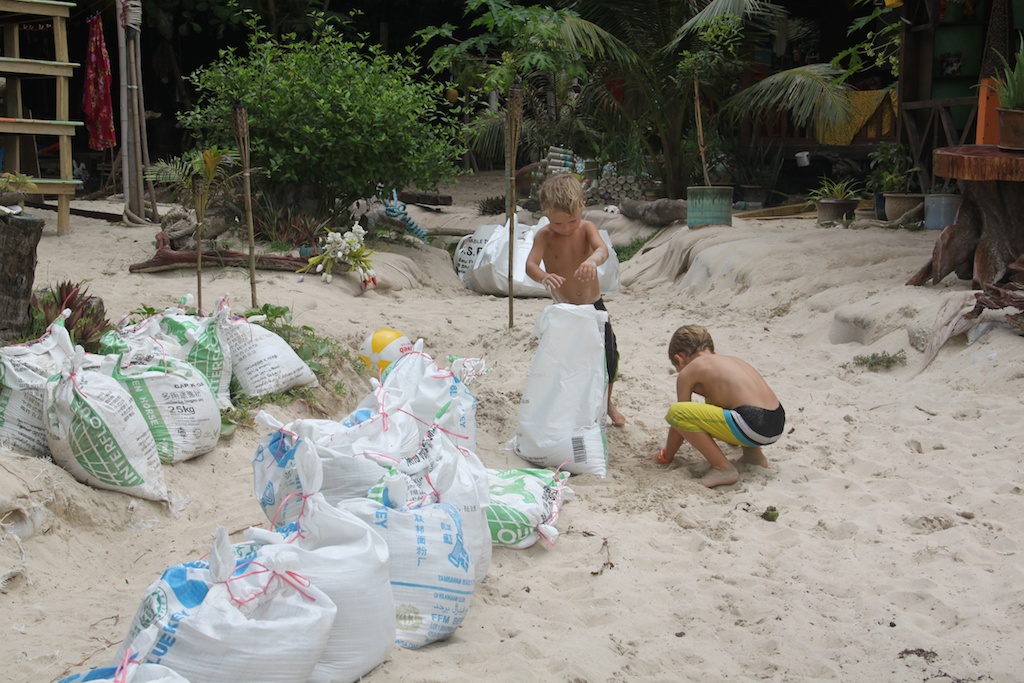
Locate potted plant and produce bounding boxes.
[680,14,744,228]
[806,177,863,225]
[0,171,38,210]
[981,36,1024,151]
[866,142,922,220]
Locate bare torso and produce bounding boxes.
[526,218,605,305]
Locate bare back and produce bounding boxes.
[677,353,779,410]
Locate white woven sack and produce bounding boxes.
[366,419,491,583]
[56,662,190,682]
[340,498,475,650]
[289,413,419,503]
[153,307,233,411]
[252,411,324,526]
[245,494,394,683]
[509,304,609,477]
[486,468,575,549]
[373,340,478,453]
[44,350,167,501]
[454,223,501,278]
[220,312,318,398]
[0,317,75,456]
[102,355,221,464]
[118,527,336,683]
[461,218,620,297]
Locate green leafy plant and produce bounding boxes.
[832,0,902,80]
[982,36,1024,110]
[616,233,659,262]
[852,349,907,371]
[866,142,919,194]
[24,280,113,353]
[806,177,863,202]
[182,12,465,214]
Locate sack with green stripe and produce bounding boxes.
[486,468,574,549]
[43,349,167,501]
[100,354,221,464]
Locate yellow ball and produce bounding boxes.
[359,328,412,374]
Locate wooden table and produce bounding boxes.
[907,145,1024,288]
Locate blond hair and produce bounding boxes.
[539,173,585,217]
[668,325,715,360]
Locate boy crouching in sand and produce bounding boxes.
[653,325,784,488]
[526,173,625,426]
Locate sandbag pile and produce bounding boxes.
[0,296,318,502]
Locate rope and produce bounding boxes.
[384,190,427,242]
[120,0,141,30]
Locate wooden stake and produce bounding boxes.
[233,102,258,308]
[506,85,524,329]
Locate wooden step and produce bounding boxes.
[24,177,79,196]
[0,57,76,78]
[0,117,80,136]
[0,0,73,19]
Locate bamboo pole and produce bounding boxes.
[506,85,523,329]
[116,0,129,204]
[131,26,159,222]
[125,33,144,219]
[233,102,258,308]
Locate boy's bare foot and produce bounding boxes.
[608,404,626,427]
[740,447,768,468]
[700,465,740,488]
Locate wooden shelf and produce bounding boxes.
[0,0,79,234]
[0,116,81,136]
[0,56,76,78]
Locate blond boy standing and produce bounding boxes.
[525,174,625,427]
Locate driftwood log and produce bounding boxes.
[129,232,309,273]
[618,198,688,227]
[907,146,1024,288]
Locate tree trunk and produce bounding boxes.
[0,214,45,342]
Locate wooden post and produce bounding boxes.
[233,102,258,308]
[506,85,523,329]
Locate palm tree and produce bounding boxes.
[145,146,242,311]
[564,0,854,198]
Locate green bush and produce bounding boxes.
[180,14,465,212]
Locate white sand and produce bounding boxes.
[3,172,1023,682]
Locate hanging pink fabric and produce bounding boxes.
[82,14,117,151]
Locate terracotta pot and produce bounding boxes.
[997,108,1024,152]
[883,193,925,221]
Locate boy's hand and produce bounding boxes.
[542,273,565,290]
[647,448,673,465]
[574,261,597,281]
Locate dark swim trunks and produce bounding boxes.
[592,298,619,382]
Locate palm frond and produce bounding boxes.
[721,63,853,131]
[678,0,786,37]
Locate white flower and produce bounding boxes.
[316,263,324,273]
